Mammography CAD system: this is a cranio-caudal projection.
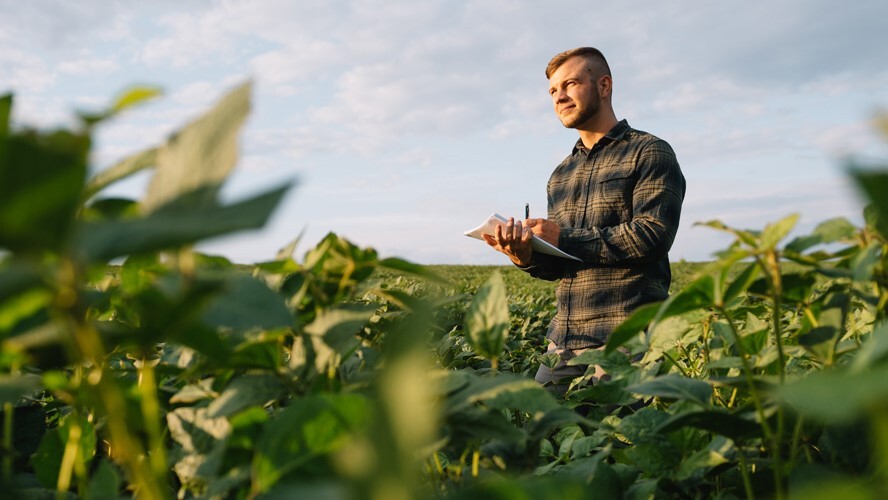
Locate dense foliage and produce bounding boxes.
[2,86,888,499]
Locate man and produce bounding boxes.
[482,47,685,395]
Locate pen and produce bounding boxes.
[525,203,529,220]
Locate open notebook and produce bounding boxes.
[464,213,581,262]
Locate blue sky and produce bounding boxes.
[3,1,887,264]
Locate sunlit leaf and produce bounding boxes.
[144,81,251,212]
[463,271,509,362]
[759,213,799,250]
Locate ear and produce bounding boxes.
[598,75,613,99]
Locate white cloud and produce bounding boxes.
[57,56,118,76]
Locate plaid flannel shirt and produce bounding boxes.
[519,120,685,349]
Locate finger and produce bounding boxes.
[514,220,523,239]
[505,218,515,242]
[522,225,533,244]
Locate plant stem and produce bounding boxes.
[138,356,169,489]
[2,402,12,481]
[736,444,755,500]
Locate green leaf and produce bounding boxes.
[167,406,231,489]
[201,274,292,332]
[607,274,716,355]
[144,81,251,212]
[0,129,89,252]
[759,213,799,250]
[111,85,163,114]
[86,459,122,500]
[626,374,712,407]
[253,394,370,493]
[73,184,289,262]
[777,366,888,422]
[850,321,888,372]
[657,410,761,441]
[850,169,888,238]
[32,414,96,489]
[207,374,286,418]
[463,271,509,361]
[606,302,660,354]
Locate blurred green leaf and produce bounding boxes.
[73,184,289,262]
[167,406,231,490]
[777,366,888,422]
[86,459,122,500]
[253,394,370,493]
[144,81,251,212]
[111,85,163,114]
[464,271,509,362]
[207,374,285,418]
[850,321,888,372]
[626,374,712,407]
[850,169,888,238]
[201,273,292,332]
[0,129,89,252]
[657,410,760,441]
[32,413,96,489]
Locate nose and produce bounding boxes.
[553,88,569,103]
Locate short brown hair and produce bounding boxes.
[545,47,611,80]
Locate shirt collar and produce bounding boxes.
[572,119,631,155]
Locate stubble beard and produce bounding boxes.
[560,88,602,129]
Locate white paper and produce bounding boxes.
[464,213,582,262]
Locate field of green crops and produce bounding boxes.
[2,85,888,499]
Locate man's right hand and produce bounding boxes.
[482,217,533,266]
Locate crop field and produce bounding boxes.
[2,86,888,499]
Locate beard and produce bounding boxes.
[559,87,602,129]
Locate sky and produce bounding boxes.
[2,0,887,265]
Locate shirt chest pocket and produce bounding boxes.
[591,167,635,224]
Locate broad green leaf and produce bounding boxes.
[304,303,376,350]
[657,410,761,441]
[850,321,888,372]
[253,394,370,493]
[201,274,292,332]
[73,184,289,262]
[144,81,251,212]
[463,271,509,361]
[608,274,716,354]
[0,129,89,252]
[606,301,660,354]
[676,439,730,481]
[777,366,888,422]
[444,372,558,413]
[32,414,96,489]
[850,169,888,238]
[723,262,759,304]
[167,406,231,489]
[813,217,858,242]
[86,459,122,500]
[759,213,799,250]
[207,374,286,418]
[626,374,712,407]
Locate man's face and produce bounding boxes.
[548,56,602,129]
